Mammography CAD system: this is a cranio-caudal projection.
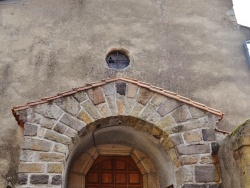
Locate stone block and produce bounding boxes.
[81,100,101,119]
[169,134,184,146]
[184,130,202,143]
[29,113,56,129]
[127,83,138,98]
[156,115,176,129]
[87,86,105,105]
[182,184,206,188]
[131,103,144,117]
[124,97,136,115]
[34,103,63,120]
[116,81,126,96]
[139,103,155,120]
[18,173,28,185]
[177,144,210,155]
[60,113,86,131]
[53,122,67,134]
[39,152,65,162]
[48,163,63,173]
[172,119,204,133]
[103,83,116,96]
[73,91,88,103]
[202,129,216,141]
[19,163,44,173]
[157,98,180,117]
[44,130,71,145]
[22,137,52,151]
[172,105,192,123]
[181,155,198,165]
[65,128,78,139]
[30,174,49,184]
[54,143,68,154]
[55,96,80,116]
[77,110,93,124]
[106,95,118,115]
[200,156,214,164]
[147,112,161,123]
[189,107,205,118]
[195,165,220,182]
[24,123,38,136]
[117,98,125,115]
[138,88,154,105]
[96,103,112,118]
[163,137,175,150]
[151,94,165,106]
[52,175,62,185]
[20,150,35,162]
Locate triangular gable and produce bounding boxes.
[12,77,224,127]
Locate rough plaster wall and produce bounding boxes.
[219,135,242,188]
[0,0,250,186]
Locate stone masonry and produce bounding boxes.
[13,77,225,188]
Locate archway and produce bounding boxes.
[65,124,175,188]
[12,77,224,188]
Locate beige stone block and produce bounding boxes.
[47,163,63,173]
[117,98,125,115]
[54,96,80,116]
[22,137,52,151]
[87,86,105,105]
[106,95,118,115]
[200,155,214,164]
[44,130,71,145]
[147,112,161,123]
[54,143,68,154]
[96,103,112,118]
[131,103,144,117]
[157,98,180,117]
[73,91,88,103]
[34,103,63,120]
[183,130,202,143]
[151,94,165,106]
[19,163,44,173]
[127,83,138,98]
[124,97,136,115]
[171,105,192,123]
[137,87,154,105]
[39,152,65,162]
[139,103,155,120]
[77,110,93,124]
[156,115,176,129]
[181,155,198,165]
[81,100,101,120]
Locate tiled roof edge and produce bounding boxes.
[12,77,224,126]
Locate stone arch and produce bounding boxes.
[65,119,176,188]
[13,77,224,188]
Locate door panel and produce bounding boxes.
[86,156,143,188]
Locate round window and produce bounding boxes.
[106,50,130,69]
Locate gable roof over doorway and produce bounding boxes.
[12,77,224,127]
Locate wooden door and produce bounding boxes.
[86,155,143,188]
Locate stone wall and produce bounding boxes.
[14,78,225,188]
[219,120,250,188]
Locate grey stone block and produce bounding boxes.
[18,173,28,185]
[24,123,38,136]
[51,175,62,185]
[30,175,49,184]
[202,129,216,141]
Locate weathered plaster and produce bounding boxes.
[0,0,250,186]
